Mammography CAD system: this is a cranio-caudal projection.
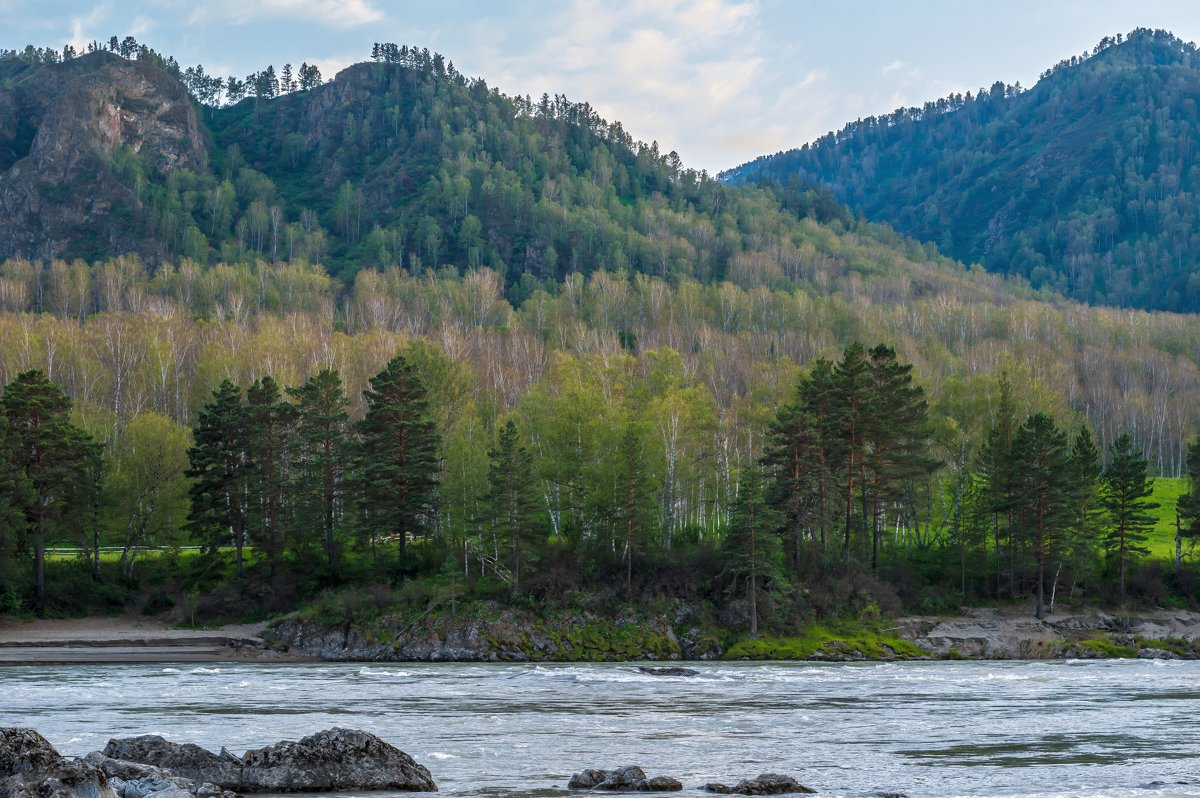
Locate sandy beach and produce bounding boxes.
[0,616,294,664]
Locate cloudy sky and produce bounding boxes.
[6,1,1200,173]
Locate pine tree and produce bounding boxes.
[486,419,541,592]
[863,344,936,571]
[356,355,439,558]
[244,376,296,580]
[980,372,1016,597]
[1101,433,1157,602]
[1177,438,1200,573]
[288,369,350,573]
[762,391,818,568]
[999,413,1077,619]
[187,380,249,588]
[1,370,99,612]
[722,466,785,637]
[832,342,870,561]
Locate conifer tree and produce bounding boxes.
[486,419,541,592]
[723,466,785,637]
[187,380,249,588]
[288,369,350,572]
[356,355,439,558]
[832,342,870,561]
[763,391,818,567]
[1000,413,1077,619]
[0,370,99,612]
[1101,433,1157,602]
[863,344,936,571]
[244,376,296,580]
[980,372,1016,597]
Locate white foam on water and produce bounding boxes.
[191,667,221,674]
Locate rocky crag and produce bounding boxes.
[0,51,205,262]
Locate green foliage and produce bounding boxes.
[1102,432,1158,599]
[728,29,1200,312]
[723,623,926,660]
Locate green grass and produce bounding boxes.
[723,622,927,661]
[1145,478,1188,559]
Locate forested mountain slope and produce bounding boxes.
[724,29,1200,313]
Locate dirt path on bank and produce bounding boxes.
[0,616,299,664]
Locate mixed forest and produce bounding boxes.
[726,29,1200,314]
[1,34,1200,629]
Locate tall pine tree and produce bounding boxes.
[722,466,785,637]
[1101,432,1157,602]
[187,380,249,588]
[356,355,439,558]
[288,369,350,573]
[486,419,541,592]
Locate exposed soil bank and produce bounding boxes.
[0,617,294,663]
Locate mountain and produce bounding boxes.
[0,50,205,261]
[723,29,1200,312]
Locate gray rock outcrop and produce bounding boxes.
[1,728,116,798]
[704,774,816,795]
[103,729,435,793]
[568,766,682,792]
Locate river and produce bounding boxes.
[3,660,1198,798]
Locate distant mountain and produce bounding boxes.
[723,29,1200,312]
[0,45,759,293]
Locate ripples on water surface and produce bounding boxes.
[3,660,1199,798]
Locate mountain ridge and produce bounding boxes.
[722,28,1200,312]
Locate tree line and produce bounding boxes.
[3,344,1198,625]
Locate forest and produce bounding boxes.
[1,36,1200,627]
[725,29,1200,313]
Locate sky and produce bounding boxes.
[6,0,1200,173]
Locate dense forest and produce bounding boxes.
[725,29,1200,313]
[1,36,1200,625]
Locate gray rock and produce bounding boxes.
[568,766,682,792]
[1,729,117,798]
[100,739,240,791]
[1136,648,1179,660]
[637,667,698,677]
[83,753,237,798]
[104,729,435,793]
[0,729,63,778]
[704,774,816,795]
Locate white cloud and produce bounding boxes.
[881,59,906,75]
[469,0,766,170]
[188,0,382,29]
[68,3,111,52]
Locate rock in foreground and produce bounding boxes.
[1,728,116,798]
[704,774,816,795]
[568,766,682,791]
[104,729,435,793]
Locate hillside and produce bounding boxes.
[724,29,1200,313]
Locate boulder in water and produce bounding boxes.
[636,667,698,677]
[103,729,435,793]
[568,766,681,792]
[704,774,816,795]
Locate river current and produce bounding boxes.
[2,660,1198,798]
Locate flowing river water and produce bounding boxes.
[3,660,1199,798]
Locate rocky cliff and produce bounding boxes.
[0,51,206,262]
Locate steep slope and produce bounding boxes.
[724,29,1200,312]
[0,51,206,261]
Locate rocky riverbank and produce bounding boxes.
[264,602,1200,662]
[896,606,1200,659]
